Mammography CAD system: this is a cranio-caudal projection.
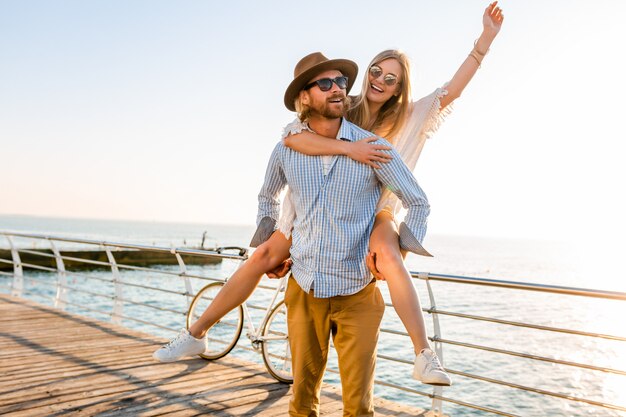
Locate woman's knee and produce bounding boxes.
[248,240,284,269]
[249,242,272,265]
[374,243,403,271]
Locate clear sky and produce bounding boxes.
[1,0,625,247]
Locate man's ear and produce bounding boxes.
[299,90,310,105]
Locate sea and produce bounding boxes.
[1,214,624,417]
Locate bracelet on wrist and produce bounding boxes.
[473,39,490,56]
[468,51,482,68]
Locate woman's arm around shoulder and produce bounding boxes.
[282,122,393,169]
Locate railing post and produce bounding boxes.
[6,236,23,297]
[173,249,193,308]
[422,272,444,416]
[49,240,68,309]
[104,246,123,324]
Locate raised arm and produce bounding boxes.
[284,130,393,169]
[439,1,504,109]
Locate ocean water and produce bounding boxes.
[1,215,625,417]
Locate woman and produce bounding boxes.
[154,2,504,386]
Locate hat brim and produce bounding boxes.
[284,59,358,112]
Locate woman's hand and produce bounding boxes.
[440,2,504,109]
[483,1,504,38]
[346,137,393,169]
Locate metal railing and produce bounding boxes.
[1,230,625,417]
[398,272,626,416]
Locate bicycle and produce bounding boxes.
[186,246,292,384]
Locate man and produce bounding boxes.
[254,52,431,417]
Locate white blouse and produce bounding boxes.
[277,86,451,238]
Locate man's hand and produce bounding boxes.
[266,259,293,279]
[366,252,387,281]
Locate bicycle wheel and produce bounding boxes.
[261,300,293,383]
[187,281,243,360]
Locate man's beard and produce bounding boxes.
[311,94,350,119]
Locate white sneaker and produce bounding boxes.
[413,348,452,386]
[152,328,207,362]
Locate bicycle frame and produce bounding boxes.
[186,248,293,383]
[241,274,288,349]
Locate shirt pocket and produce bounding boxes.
[284,152,322,199]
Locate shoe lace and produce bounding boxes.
[161,330,186,351]
[425,352,445,373]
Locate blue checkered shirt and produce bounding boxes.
[254,118,431,298]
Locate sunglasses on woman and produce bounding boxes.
[369,65,399,86]
[304,76,348,92]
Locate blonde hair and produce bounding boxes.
[294,92,311,122]
[347,50,412,142]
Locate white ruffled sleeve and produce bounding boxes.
[281,118,311,142]
[394,84,453,172]
[422,85,453,138]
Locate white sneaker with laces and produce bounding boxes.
[413,348,452,386]
[152,328,207,363]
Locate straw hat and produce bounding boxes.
[284,52,358,111]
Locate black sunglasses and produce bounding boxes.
[304,76,348,92]
[369,65,399,86]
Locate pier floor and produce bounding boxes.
[0,294,432,416]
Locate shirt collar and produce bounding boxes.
[337,118,356,142]
[305,118,355,142]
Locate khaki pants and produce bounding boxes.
[284,277,385,417]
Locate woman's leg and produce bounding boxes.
[370,211,451,385]
[188,231,292,338]
[369,211,430,352]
